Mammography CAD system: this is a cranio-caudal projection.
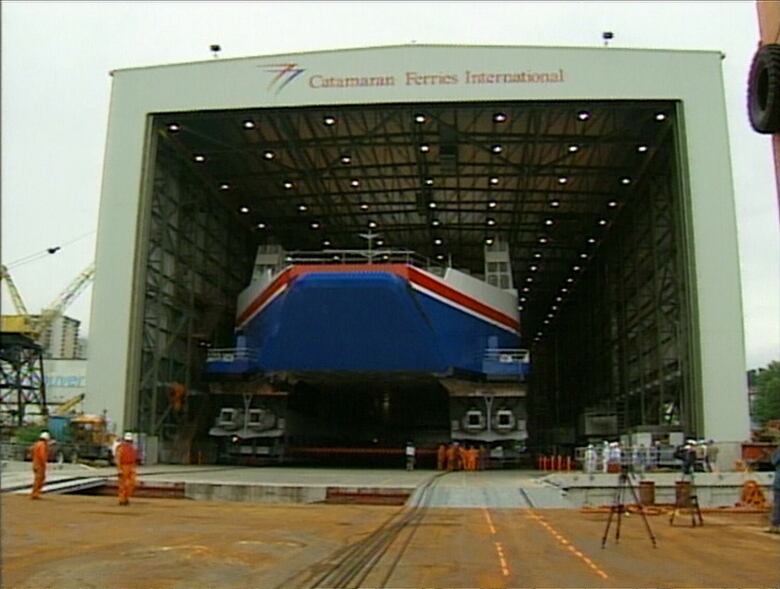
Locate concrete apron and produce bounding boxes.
[542,471,776,508]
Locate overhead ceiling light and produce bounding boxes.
[350,179,360,187]
[587,237,597,244]
[519,296,527,302]
[489,177,499,185]
[263,150,275,160]
[323,115,337,126]
[256,222,266,229]
[434,238,443,245]
[538,236,548,244]
[283,181,294,189]
[298,204,308,212]
[654,112,666,121]
[340,154,352,164]
[543,319,550,325]
[561,285,570,292]
[360,203,369,211]
[436,254,445,261]
[239,206,249,214]
[551,305,558,311]
[219,183,230,190]
[486,218,496,226]
[518,305,524,311]
[568,144,579,153]
[530,265,538,272]
[557,176,568,184]
[598,218,608,226]
[488,200,498,209]
[580,252,588,259]
[167,123,180,132]
[332,254,340,260]
[323,239,331,246]
[420,144,430,153]
[525,277,533,283]
[381,254,390,260]
[376,239,384,246]
[428,201,437,209]
[368,221,377,228]
[425,178,434,186]
[566,277,574,283]
[555,296,563,302]
[485,237,494,245]
[544,218,554,226]
[637,144,648,153]
[577,110,590,121]
[242,120,255,129]
[573,265,581,271]
[533,252,542,259]
[550,200,561,208]
[431,219,441,227]
[522,286,531,293]
[310,221,320,229]
[607,200,618,208]
[414,113,426,123]
[620,177,631,185]
[493,112,507,123]
[194,154,206,162]
[491,144,503,154]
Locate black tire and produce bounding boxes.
[748,43,780,133]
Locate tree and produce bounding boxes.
[753,361,780,424]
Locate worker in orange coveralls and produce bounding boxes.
[30,431,50,499]
[446,443,457,471]
[437,444,447,470]
[168,382,186,413]
[115,432,138,505]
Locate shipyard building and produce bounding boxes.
[85,44,749,463]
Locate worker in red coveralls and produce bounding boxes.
[446,443,457,471]
[30,431,50,500]
[115,432,138,505]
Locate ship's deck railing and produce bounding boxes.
[206,347,258,363]
[283,249,447,274]
[483,348,531,363]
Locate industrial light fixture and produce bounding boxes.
[487,218,496,226]
[587,237,597,244]
[368,221,377,228]
[219,183,230,190]
[376,239,385,246]
[654,112,666,121]
[298,204,308,212]
[555,296,563,302]
[485,237,494,245]
[550,200,561,208]
[577,110,590,121]
[543,319,550,325]
[167,123,180,132]
[566,277,574,283]
[568,144,579,153]
[544,218,554,226]
[518,305,524,311]
[242,120,255,129]
[620,177,631,185]
[263,150,275,160]
[530,265,538,272]
[491,144,503,154]
[283,181,294,189]
[533,252,542,259]
[580,252,588,259]
[420,144,431,153]
[341,154,352,164]
[256,222,266,229]
[360,203,369,211]
[414,113,426,123]
[436,254,445,260]
[488,200,498,209]
[637,144,648,153]
[607,200,618,208]
[525,277,533,283]
[519,296,527,302]
[323,115,337,126]
[551,305,558,311]
[323,239,331,246]
[493,112,507,123]
[598,218,608,226]
[431,219,441,227]
[538,236,548,244]
[558,176,568,184]
[434,238,443,245]
[350,179,360,187]
[310,221,320,229]
[573,265,581,271]
[194,154,206,162]
[428,201,437,209]
[239,206,249,214]
[522,286,531,293]
[489,177,499,185]
[425,178,434,186]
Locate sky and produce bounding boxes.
[1,1,778,369]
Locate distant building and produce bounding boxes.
[39,314,82,359]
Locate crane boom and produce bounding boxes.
[32,263,95,336]
[0,264,30,315]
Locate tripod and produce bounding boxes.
[601,467,657,548]
[669,471,703,527]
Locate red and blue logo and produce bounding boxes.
[263,63,305,94]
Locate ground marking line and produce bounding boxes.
[522,510,609,580]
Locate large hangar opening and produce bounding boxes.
[135,99,696,463]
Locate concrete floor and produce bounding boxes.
[2,493,778,589]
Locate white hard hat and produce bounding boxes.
[123,432,134,441]
[39,431,50,440]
